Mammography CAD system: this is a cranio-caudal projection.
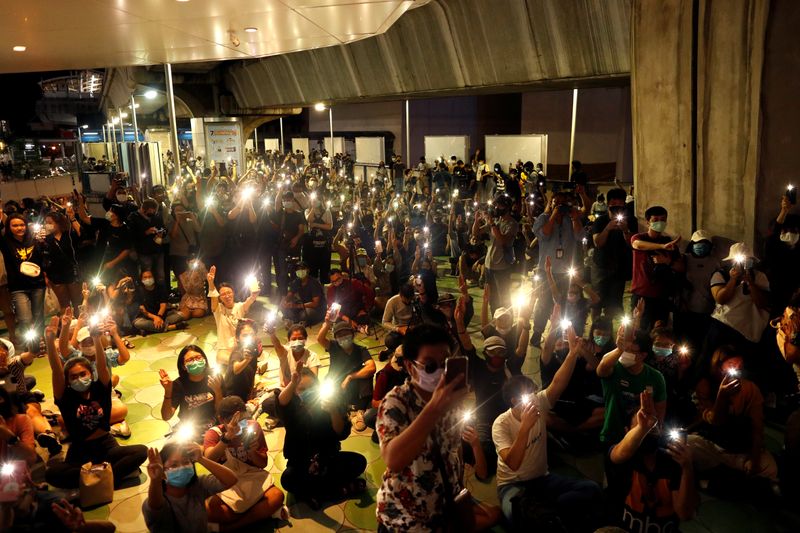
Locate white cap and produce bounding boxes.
[76,327,91,343]
[690,230,711,243]
[723,242,757,262]
[493,307,512,321]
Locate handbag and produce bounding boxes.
[431,434,475,533]
[19,261,41,277]
[79,462,114,507]
[44,286,60,316]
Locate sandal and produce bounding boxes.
[123,339,135,349]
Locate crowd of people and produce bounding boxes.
[0,147,798,532]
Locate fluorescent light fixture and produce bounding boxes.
[314,102,327,112]
[244,27,258,33]
[12,46,26,52]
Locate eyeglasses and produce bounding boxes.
[411,360,442,374]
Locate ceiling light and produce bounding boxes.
[12,46,26,52]
[144,89,157,100]
[244,27,258,33]
[176,0,190,2]
[81,124,89,129]
[314,103,327,112]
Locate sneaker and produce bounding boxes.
[271,504,290,521]
[351,410,366,432]
[37,431,62,455]
[110,421,131,439]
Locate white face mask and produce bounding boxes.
[619,351,638,368]
[412,365,443,393]
[289,339,306,353]
[780,232,799,246]
[116,193,128,203]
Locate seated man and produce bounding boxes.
[316,317,376,431]
[492,337,604,531]
[607,391,698,532]
[364,346,407,443]
[380,282,416,357]
[597,322,667,446]
[268,324,321,387]
[688,345,778,484]
[277,366,367,510]
[326,269,372,330]
[540,305,605,439]
[280,261,326,326]
[133,270,187,333]
[208,265,260,367]
[0,337,61,454]
[203,396,287,530]
[223,319,262,402]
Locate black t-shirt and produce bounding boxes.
[43,231,80,284]
[126,210,164,255]
[279,210,306,253]
[98,222,132,261]
[328,340,372,394]
[55,379,112,444]
[1,234,46,291]
[465,347,508,441]
[224,345,259,402]
[605,449,682,533]
[171,376,217,430]
[277,394,350,467]
[288,277,326,308]
[591,213,636,278]
[138,285,167,315]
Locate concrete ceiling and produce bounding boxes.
[225,0,632,108]
[0,0,430,74]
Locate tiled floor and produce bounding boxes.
[23,274,800,532]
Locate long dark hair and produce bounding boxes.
[176,345,209,380]
[159,441,198,487]
[5,213,31,243]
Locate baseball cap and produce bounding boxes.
[690,230,711,243]
[333,321,354,336]
[76,327,91,343]
[484,336,508,356]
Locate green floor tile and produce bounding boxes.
[126,418,171,446]
[123,402,152,425]
[343,486,378,530]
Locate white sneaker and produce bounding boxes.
[110,421,131,439]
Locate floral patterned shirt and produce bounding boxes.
[375,381,463,532]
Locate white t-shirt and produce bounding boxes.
[492,390,550,487]
[281,346,321,385]
[213,302,246,365]
[710,269,770,343]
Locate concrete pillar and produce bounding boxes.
[632,0,770,246]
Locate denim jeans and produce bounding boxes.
[498,472,602,530]
[137,252,166,287]
[11,288,45,335]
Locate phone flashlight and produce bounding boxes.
[621,315,632,327]
[330,302,342,312]
[319,380,335,402]
[679,345,689,356]
[24,329,36,342]
[567,267,577,278]
[462,410,474,424]
[175,424,195,443]
[726,368,740,378]
[1,463,14,477]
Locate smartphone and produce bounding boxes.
[445,356,468,388]
[786,187,797,205]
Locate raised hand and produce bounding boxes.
[51,499,86,530]
[146,447,164,481]
[520,401,541,432]
[461,425,479,446]
[158,369,172,395]
[223,411,242,440]
[61,305,73,328]
[427,372,469,418]
[44,315,59,339]
[636,390,658,431]
[207,265,217,285]
[183,442,203,462]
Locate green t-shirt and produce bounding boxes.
[600,362,667,443]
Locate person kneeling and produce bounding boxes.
[203,397,287,530]
[277,364,367,510]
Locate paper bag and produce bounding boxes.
[79,462,114,508]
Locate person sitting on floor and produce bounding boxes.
[203,396,288,530]
[280,261,326,326]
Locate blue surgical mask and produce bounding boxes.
[692,242,711,257]
[298,389,315,404]
[650,221,667,233]
[653,347,673,357]
[593,335,609,347]
[70,376,93,392]
[166,465,195,487]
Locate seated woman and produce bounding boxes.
[687,345,778,485]
[277,365,366,510]
[0,336,61,454]
[43,316,146,489]
[142,441,237,533]
[133,270,187,333]
[58,307,131,437]
[177,257,208,320]
[203,397,287,530]
[267,324,321,387]
[223,320,262,402]
[159,345,223,436]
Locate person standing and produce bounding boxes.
[127,199,167,291]
[472,195,518,313]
